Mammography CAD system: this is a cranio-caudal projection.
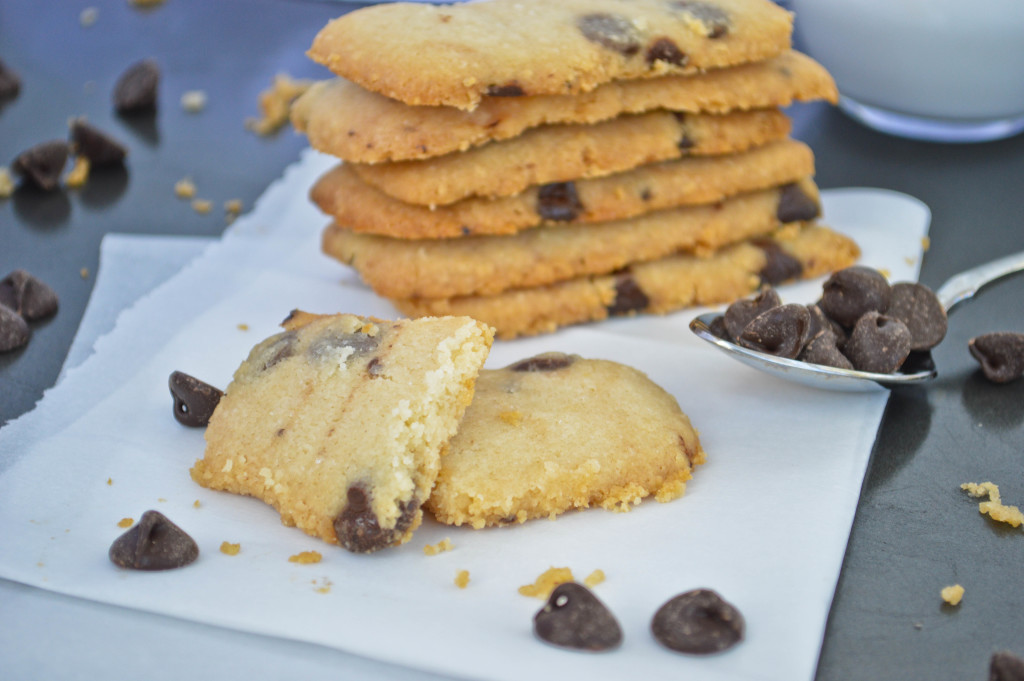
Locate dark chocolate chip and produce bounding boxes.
[168,371,223,427]
[819,266,892,327]
[0,58,22,100]
[367,357,385,377]
[607,273,649,315]
[259,332,297,371]
[577,13,642,56]
[670,1,731,38]
[723,286,781,341]
[69,118,128,166]
[534,582,622,652]
[537,181,583,222]
[899,349,935,375]
[0,304,31,353]
[844,311,912,373]
[509,352,575,372]
[737,303,812,359]
[807,303,847,348]
[646,37,688,66]
[677,132,695,152]
[333,484,417,553]
[113,59,160,113]
[753,239,803,286]
[485,82,525,97]
[0,269,58,320]
[307,329,380,362]
[651,588,744,655]
[776,182,820,223]
[11,140,70,191]
[108,510,199,570]
[968,332,1024,383]
[885,281,947,351]
[990,650,1024,681]
[707,314,729,340]
[798,331,853,370]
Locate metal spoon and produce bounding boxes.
[688,250,1024,392]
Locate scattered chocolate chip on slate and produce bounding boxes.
[69,118,128,166]
[723,286,781,340]
[885,281,947,351]
[576,13,641,56]
[737,303,812,359]
[534,582,622,652]
[968,332,1024,383]
[333,483,417,553]
[0,58,22,100]
[108,510,199,570]
[990,650,1024,681]
[0,304,31,353]
[113,59,160,113]
[0,269,59,321]
[537,181,583,222]
[843,311,912,373]
[819,266,892,327]
[11,140,70,191]
[510,352,575,372]
[168,371,224,427]
[651,588,744,655]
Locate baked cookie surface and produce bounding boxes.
[425,352,706,528]
[308,0,793,110]
[191,312,493,552]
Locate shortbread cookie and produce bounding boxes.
[292,51,835,163]
[322,180,820,299]
[394,224,861,339]
[312,138,816,239]
[349,108,790,206]
[308,0,793,110]
[426,353,706,529]
[191,312,493,552]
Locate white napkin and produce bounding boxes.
[0,148,930,681]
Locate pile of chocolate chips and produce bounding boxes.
[0,270,59,353]
[711,265,948,374]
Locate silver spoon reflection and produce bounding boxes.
[689,250,1024,392]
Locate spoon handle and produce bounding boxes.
[935,249,1024,313]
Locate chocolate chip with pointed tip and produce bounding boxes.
[12,140,70,191]
[169,371,223,427]
[537,181,583,222]
[70,118,127,166]
[844,311,912,373]
[968,332,1024,383]
[807,303,847,348]
[0,269,59,321]
[113,59,159,113]
[652,588,744,655]
[799,331,853,370]
[990,650,1024,681]
[737,303,812,359]
[0,305,31,353]
[885,282,947,351]
[723,286,781,341]
[534,582,622,652]
[577,13,641,56]
[0,58,21,100]
[509,352,575,372]
[108,510,199,570]
[819,266,892,327]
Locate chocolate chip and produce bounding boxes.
[308,329,380,362]
[259,332,297,370]
[646,37,688,66]
[367,357,385,377]
[11,140,70,191]
[108,510,199,570]
[819,266,892,327]
[844,311,912,373]
[708,314,730,339]
[807,303,847,348]
[607,273,649,315]
[333,484,417,553]
[899,349,935,374]
[486,82,525,97]
[69,118,127,166]
[577,13,642,56]
[798,331,853,370]
[534,582,622,652]
[885,282,947,351]
[753,239,803,286]
[968,332,1024,383]
[677,134,695,152]
[723,286,781,340]
[670,2,731,38]
[0,58,21,100]
[509,352,575,372]
[737,303,812,359]
[168,371,223,427]
[537,181,583,222]
[776,183,820,223]
[0,305,31,353]
[651,588,744,655]
[0,269,58,321]
[113,59,160,113]
[990,650,1024,681]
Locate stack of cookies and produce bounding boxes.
[292,0,860,339]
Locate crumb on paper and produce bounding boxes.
[80,267,90,279]
[0,168,14,198]
[941,584,964,606]
[518,566,574,599]
[288,550,322,564]
[181,90,207,113]
[245,73,313,136]
[423,538,454,556]
[878,268,892,280]
[80,7,98,26]
[584,569,606,588]
[237,323,249,332]
[193,499,201,508]
[921,236,931,252]
[191,198,213,215]
[455,569,470,589]
[174,177,196,199]
[219,541,240,556]
[65,156,90,188]
[904,256,917,266]
[313,578,332,594]
[106,478,113,486]
[117,517,134,528]
[499,410,523,426]
[961,482,1024,528]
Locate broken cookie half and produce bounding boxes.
[191,311,494,553]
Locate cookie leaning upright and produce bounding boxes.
[190,312,494,553]
[307,0,794,110]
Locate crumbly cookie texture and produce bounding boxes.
[191,312,494,553]
[308,0,793,110]
[322,179,820,299]
[426,352,706,528]
[349,108,790,206]
[395,223,861,339]
[961,482,1024,528]
[291,50,834,164]
[312,138,815,240]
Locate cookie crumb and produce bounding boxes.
[961,482,1024,528]
[913,622,923,630]
[80,267,90,279]
[941,584,964,606]
[288,550,323,564]
[174,177,196,199]
[583,569,606,588]
[117,517,134,528]
[519,566,574,598]
[0,168,14,198]
[423,538,454,556]
[191,198,213,215]
[80,7,98,26]
[921,236,931,252]
[193,499,201,508]
[65,156,90,188]
[455,569,470,588]
[499,410,523,425]
[180,90,207,113]
[220,541,240,556]
[245,73,312,136]
[237,323,249,332]
[106,478,113,485]
[313,578,332,594]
